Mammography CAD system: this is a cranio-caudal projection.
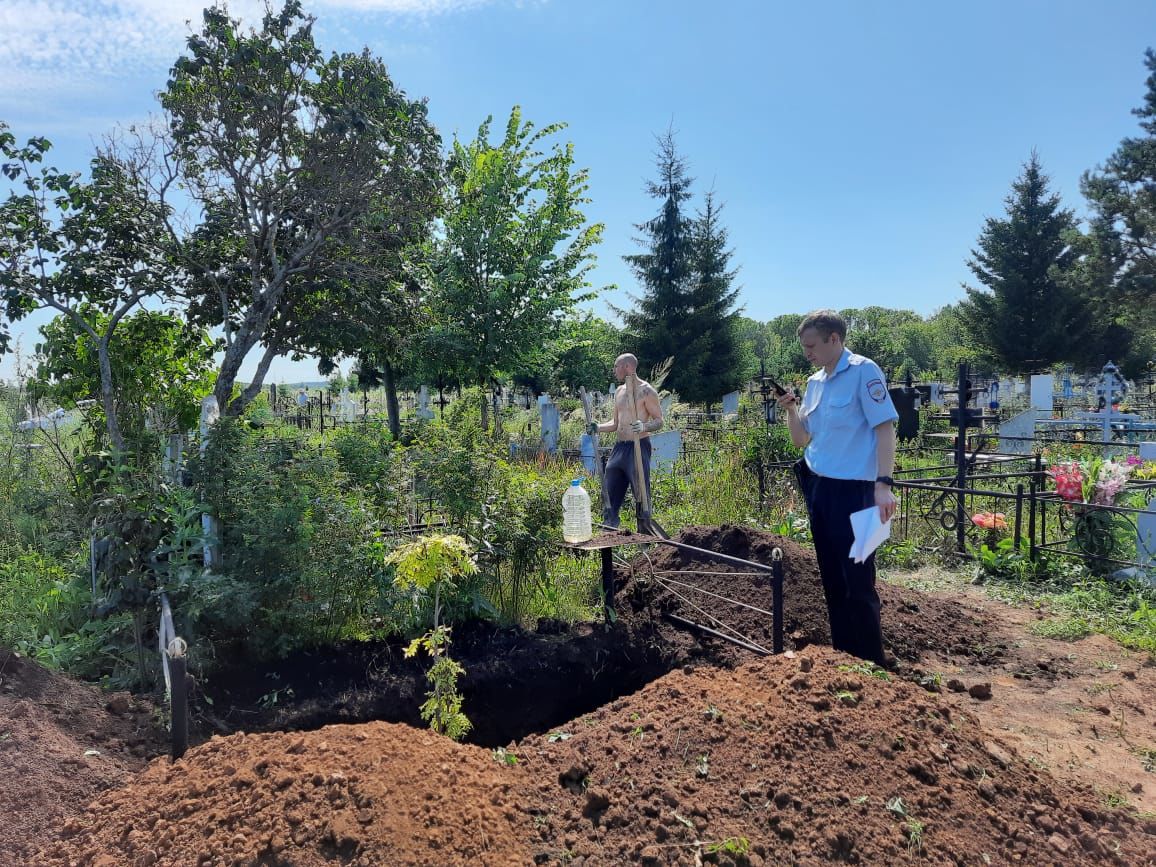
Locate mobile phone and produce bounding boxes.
[767,377,788,397]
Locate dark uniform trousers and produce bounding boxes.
[797,462,886,666]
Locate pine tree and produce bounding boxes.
[957,152,1084,372]
[620,131,699,394]
[683,190,745,404]
[1078,48,1156,375]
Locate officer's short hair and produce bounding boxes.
[797,310,847,341]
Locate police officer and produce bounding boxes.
[776,310,898,666]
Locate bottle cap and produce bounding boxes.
[571,479,581,486]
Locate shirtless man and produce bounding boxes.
[589,353,664,528]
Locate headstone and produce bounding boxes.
[199,396,220,568]
[417,385,434,420]
[540,400,560,454]
[579,433,598,475]
[339,388,356,423]
[538,394,552,409]
[163,433,184,484]
[889,387,920,441]
[660,394,674,416]
[296,388,308,408]
[929,383,944,407]
[998,408,1039,455]
[1030,374,1054,411]
[649,429,682,471]
[1138,443,1156,573]
[1062,375,1073,400]
[721,390,740,416]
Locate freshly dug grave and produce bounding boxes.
[35,721,533,867]
[518,647,1156,866]
[199,616,681,749]
[197,525,1002,749]
[36,649,1156,866]
[0,646,165,867]
[613,524,1003,667]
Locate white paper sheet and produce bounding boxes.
[848,506,891,563]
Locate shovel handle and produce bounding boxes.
[626,373,651,516]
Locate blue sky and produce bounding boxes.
[2,0,1155,384]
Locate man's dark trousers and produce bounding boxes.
[802,472,886,666]
[603,439,652,527]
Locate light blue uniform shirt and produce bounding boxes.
[799,348,898,481]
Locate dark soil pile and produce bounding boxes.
[0,646,164,867]
[614,525,1001,666]
[36,721,533,867]
[518,647,1156,866]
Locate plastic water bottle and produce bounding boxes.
[562,479,593,543]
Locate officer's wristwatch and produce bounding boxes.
[875,475,895,487]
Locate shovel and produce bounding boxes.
[626,373,668,539]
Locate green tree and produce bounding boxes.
[30,310,216,455]
[389,534,477,741]
[1,130,174,453]
[957,152,1084,372]
[925,303,981,378]
[432,106,604,430]
[1080,48,1156,376]
[621,130,699,396]
[684,191,745,405]
[840,307,931,379]
[552,314,623,392]
[764,313,810,380]
[157,1,442,415]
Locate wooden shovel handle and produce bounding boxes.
[626,373,651,515]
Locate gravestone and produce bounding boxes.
[580,432,598,475]
[998,409,1039,455]
[1030,374,1054,411]
[661,393,675,416]
[929,383,944,407]
[199,396,220,568]
[540,399,560,454]
[649,429,682,470]
[1139,443,1156,572]
[1062,375,1074,400]
[889,387,920,441]
[417,385,434,420]
[339,388,356,423]
[721,390,740,416]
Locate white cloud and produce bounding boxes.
[0,0,499,95]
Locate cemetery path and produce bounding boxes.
[888,566,1156,815]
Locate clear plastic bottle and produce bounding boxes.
[562,478,593,543]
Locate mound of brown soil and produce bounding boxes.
[519,647,1156,866]
[0,647,164,867]
[37,649,1155,867]
[36,721,533,867]
[615,525,1000,666]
